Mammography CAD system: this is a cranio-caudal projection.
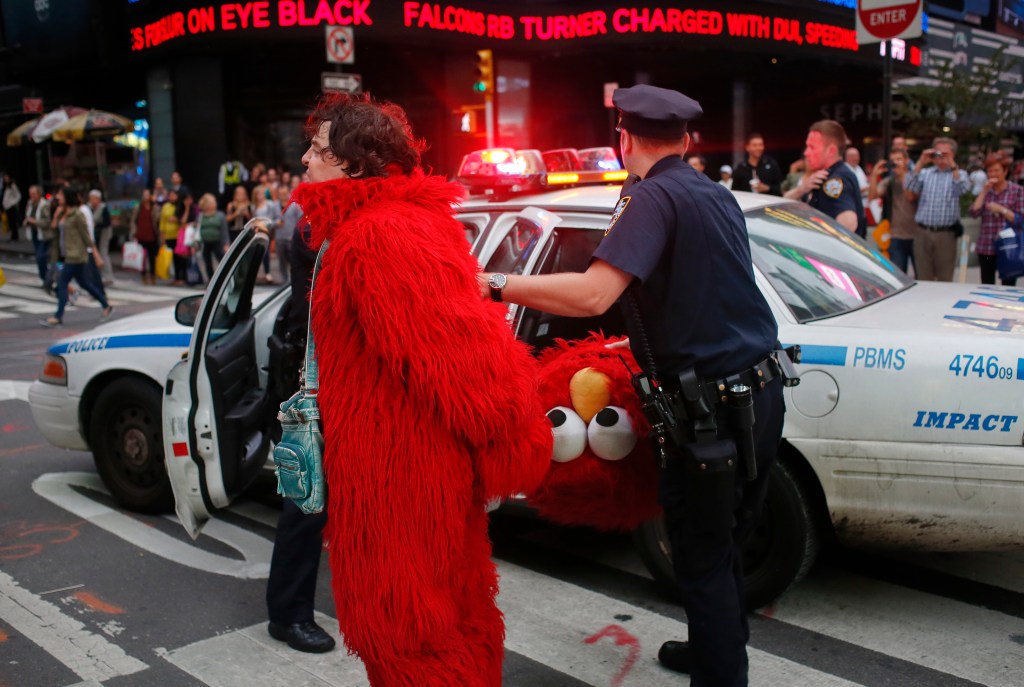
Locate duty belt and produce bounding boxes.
[701,356,781,405]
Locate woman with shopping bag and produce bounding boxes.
[969,151,1024,286]
[129,189,161,284]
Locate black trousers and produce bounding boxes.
[266,498,328,625]
[658,376,785,687]
[978,253,1019,286]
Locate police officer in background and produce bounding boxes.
[479,84,785,686]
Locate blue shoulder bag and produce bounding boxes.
[272,241,328,514]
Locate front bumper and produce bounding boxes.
[28,381,88,451]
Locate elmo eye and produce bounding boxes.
[547,406,586,463]
[587,406,637,461]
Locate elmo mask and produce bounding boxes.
[529,334,661,531]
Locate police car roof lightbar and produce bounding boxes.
[458,146,625,197]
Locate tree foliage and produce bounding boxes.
[894,45,1018,154]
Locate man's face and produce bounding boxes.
[803,132,833,172]
[745,137,765,159]
[268,169,278,183]
[89,195,100,208]
[893,136,906,150]
[845,148,861,166]
[933,142,955,170]
[890,151,907,171]
[28,187,40,202]
[686,156,704,173]
[302,122,351,183]
[170,172,182,187]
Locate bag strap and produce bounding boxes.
[301,240,329,393]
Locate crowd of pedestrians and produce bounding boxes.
[700,124,1024,285]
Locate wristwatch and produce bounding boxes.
[488,273,507,302]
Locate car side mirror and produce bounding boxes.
[175,295,204,326]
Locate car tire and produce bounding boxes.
[90,377,174,514]
[632,458,820,611]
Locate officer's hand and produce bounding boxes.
[801,169,828,193]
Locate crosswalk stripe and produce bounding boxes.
[165,611,366,687]
[768,569,1024,686]
[0,279,183,305]
[0,570,148,682]
[0,294,56,314]
[497,560,862,687]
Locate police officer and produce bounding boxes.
[784,119,866,237]
[480,84,785,687]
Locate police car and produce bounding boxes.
[31,151,1024,609]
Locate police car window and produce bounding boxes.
[208,240,263,340]
[746,204,912,322]
[483,219,542,275]
[515,226,626,352]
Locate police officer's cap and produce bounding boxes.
[613,85,702,140]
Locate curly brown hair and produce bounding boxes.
[304,93,425,179]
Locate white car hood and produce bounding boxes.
[806,281,1024,340]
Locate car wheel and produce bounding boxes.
[90,378,173,514]
[632,458,820,611]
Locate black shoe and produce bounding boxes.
[267,620,336,653]
[658,640,693,674]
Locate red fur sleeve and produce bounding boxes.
[335,205,551,500]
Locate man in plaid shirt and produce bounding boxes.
[904,136,971,281]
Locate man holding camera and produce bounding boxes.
[869,148,918,275]
[904,137,971,281]
[481,84,786,687]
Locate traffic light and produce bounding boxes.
[473,49,494,95]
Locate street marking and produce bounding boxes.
[0,295,53,314]
[71,591,125,615]
[0,569,147,682]
[0,443,48,459]
[32,472,271,579]
[770,569,1024,686]
[165,611,366,687]
[497,560,862,686]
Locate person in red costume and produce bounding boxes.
[289,93,552,686]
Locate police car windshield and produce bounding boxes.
[746,203,913,323]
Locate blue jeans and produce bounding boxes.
[888,237,915,275]
[32,237,51,282]
[55,262,109,321]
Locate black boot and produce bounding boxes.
[658,640,693,674]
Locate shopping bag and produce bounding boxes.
[996,226,1024,280]
[155,245,173,281]
[174,226,193,257]
[872,219,891,257]
[186,258,203,285]
[121,241,145,271]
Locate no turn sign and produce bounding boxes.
[325,25,355,64]
[856,0,922,45]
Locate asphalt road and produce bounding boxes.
[0,251,1021,687]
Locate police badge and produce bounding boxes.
[605,196,631,236]
[823,177,843,199]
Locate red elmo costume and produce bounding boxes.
[292,172,552,687]
[530,335,661,532]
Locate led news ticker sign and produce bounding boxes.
[131,1,860,52]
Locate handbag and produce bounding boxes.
[272,240,329,514]
[121,240,145,271]
[996,225,1024,280]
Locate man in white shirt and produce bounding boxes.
[719,164,733,190]
[845,147,869,206]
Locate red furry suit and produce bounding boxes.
[290,172,552,687]
[530,335,661,532]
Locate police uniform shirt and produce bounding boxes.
[593,155,778,379]
[806,159,867,237]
